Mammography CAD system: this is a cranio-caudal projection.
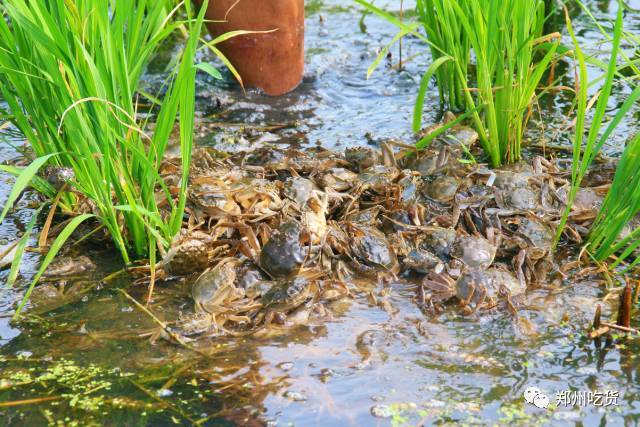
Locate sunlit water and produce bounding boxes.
[1,1,640,425]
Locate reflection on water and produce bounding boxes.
[180,0,640,156]
[1,263,639,425]
[2,0,640,425]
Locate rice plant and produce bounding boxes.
[554,0,640,250]
[458,0,559,165]
[356,0,559,167]
[0,0,209,312]
[564,1,640,269]
[415,0,470,111]
[587,134,640,269]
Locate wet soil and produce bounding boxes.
[1,1,640,426]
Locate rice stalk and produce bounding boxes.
[356,0,559,167]
[553,0,640,248]
[0,0,207,266]
[588,134,640,269]
[415,0,469,111]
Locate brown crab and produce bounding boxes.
[314,167,359,193]
[253,276,320,326]
[338,223,400,280]
[189,177,242,221]
[502,215,555,286]
[176,257,255,335]
[163,230,215,276]
[345,141,397,172]
[259,221,309,279]
[422,265,523,314]
[452,231,499,270]
[191,258,244,314]
[235,177,284,219]
[301,192,329,245]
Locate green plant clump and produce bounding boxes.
[0,0,215,314]
[554,0,640,254]
[454,0,558,166]
[588,134,640,269]
[415,0,470,111]
[0,0,204,263]
[575,0,640,268]
[356,0,559,167]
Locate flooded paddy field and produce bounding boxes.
[1,1,640,426]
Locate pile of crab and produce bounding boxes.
[150,117,606,337]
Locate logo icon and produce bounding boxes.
[524,386,549,409]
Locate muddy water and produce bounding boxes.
[1,1,640,425]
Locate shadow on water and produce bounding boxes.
[2,0,640,425]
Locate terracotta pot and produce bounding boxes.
[201,0,305,96]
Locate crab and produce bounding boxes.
[344,206,383,226]
[395,172,423,205]
[259,221,309,279]
[318,279,351,302]
[282,177,318,205]
[492,159,567,214]
[314,167,359,193]
[188,177,242,221]
[555,187,605,237]
[301,192,329,245]
[414,227,456,261]
[337,223,400,279]
[421,265,523,314]
[456,267,524,314]
[235,261,270,299]
[354,165,402,199]
[447,125,479,150]
[403,248,443,274]
[249,146,345,176]
[452,230,499,270]
[424,175,461,203]
[402,145,451,176]
[162,231,214,276]
[191,258,244,314]
[234,177,284,218]
[339,143,403,214]
[493,170,540,211]
[42,165,75,191]
[345,146,378,172]
[404,114,478,175]
[176,257,256,335]
[386,205,425,232]
[502,215,555,286]
[254,276,320,326]
[42,255,96,280]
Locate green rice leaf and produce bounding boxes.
[13,213,94,319]
[415,106,481,150]
[0,153,58,224]
[366,25,418,79]
[413,56,453,133]
[195,62,223,80]
[5,205,43,288]
[554,0,625,247]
